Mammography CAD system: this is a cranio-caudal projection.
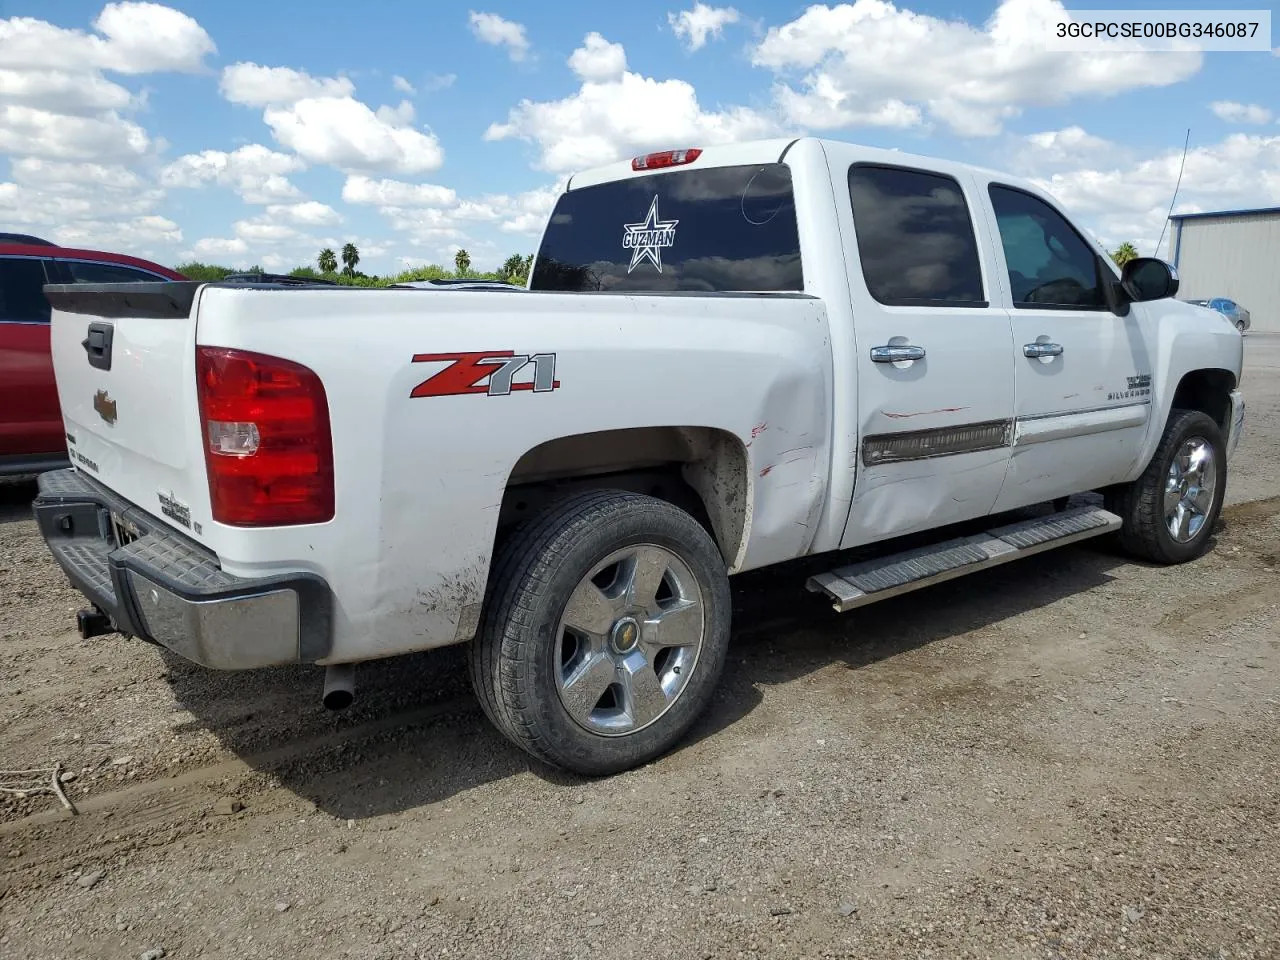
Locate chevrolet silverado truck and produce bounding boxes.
[33,138,1245,776]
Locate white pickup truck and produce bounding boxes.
[35,137,1245,776]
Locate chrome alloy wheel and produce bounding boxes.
[554,544,706,737]
[1164,436,1217,543]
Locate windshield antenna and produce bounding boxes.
[1154,127,1191,259]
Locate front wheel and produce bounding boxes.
[468,490,731,776]
[1108,408,1227,564]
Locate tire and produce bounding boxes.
[468,489,732,776]
[1108,408,1227,564]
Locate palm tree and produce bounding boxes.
[454,248,471,275]
[501,253,525,281]
[318,248,337,273]
[1110,241,1139,267]
[341,243,360,275]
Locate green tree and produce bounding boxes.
[341,243,360,275]
[454,248,471,275]
[318,247,337,273]
[1110,241,1139,267]
[500,253,525,281]
[173,261,235,282]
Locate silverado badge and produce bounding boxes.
[93,389,117,426]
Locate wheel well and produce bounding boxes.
[1170,369,1235,433]
[498,427,749,567]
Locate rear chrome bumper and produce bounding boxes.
[32,468,332,670]
[1226,389,1245,461]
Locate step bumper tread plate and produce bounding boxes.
[807,506,1121,612]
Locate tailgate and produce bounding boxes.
[43,282,210,540]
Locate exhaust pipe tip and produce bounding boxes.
[322,688,354,711]
[322,664,356,711]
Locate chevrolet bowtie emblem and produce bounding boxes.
[94,389,117,426]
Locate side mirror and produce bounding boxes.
[1120,257,1179,302]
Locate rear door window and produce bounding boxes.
[846,164,987,307]
[531,163,803,292]
[0,257,52,323]
[62,260,166,283]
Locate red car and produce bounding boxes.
[0,234,187,477]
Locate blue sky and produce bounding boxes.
[2,0,1278,273]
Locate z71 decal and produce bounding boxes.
[410,351,560,398]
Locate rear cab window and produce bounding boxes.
[530,163,803,292]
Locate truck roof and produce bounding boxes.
[566,136,1025,193]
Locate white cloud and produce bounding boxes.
[354,178,562,253]
[263,96,445,175]
[1018,125,1118,168]
[0,164,179,251]
[1210,101,1272,125]
[752,0,1202,137]
[218,60,443,177]
[485,184,563,235]
[87,2,216,74]
[376,100,416,125]
[0,104,150,160]
[0,3,215,75]
[468,11,530,61]
[568,33,627,82]
[342,174,458,208]
[264,201,342,226]
[392,75,416,95]
[0,4,217,260]
[772,76,920,130]
[11,157,146,192]
[0,176,162,226]
[0,5,212,162]
[422,73,456,93]
[220,62,355,106]
[191,237,249,258]
[51,216,182,253]
[160,144,305,204]
[668,4,741,51]
[0,67,134,115]
[1031,132,1280,255]
[234,219,302,243]
[485,38,776,173]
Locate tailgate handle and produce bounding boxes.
[81,322,114,371]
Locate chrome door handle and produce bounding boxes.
[870,344,926,363]
[1023,342,1063,358]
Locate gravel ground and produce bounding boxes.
[1,337,1277,960]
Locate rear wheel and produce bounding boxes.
[469,490,731,776]
[1108,409,1226,564]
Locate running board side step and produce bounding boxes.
[806,506,1122,613]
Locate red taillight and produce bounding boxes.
[631,148,702,171]
[196,346,334,527]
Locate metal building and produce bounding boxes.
[1168,206,1280,333]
